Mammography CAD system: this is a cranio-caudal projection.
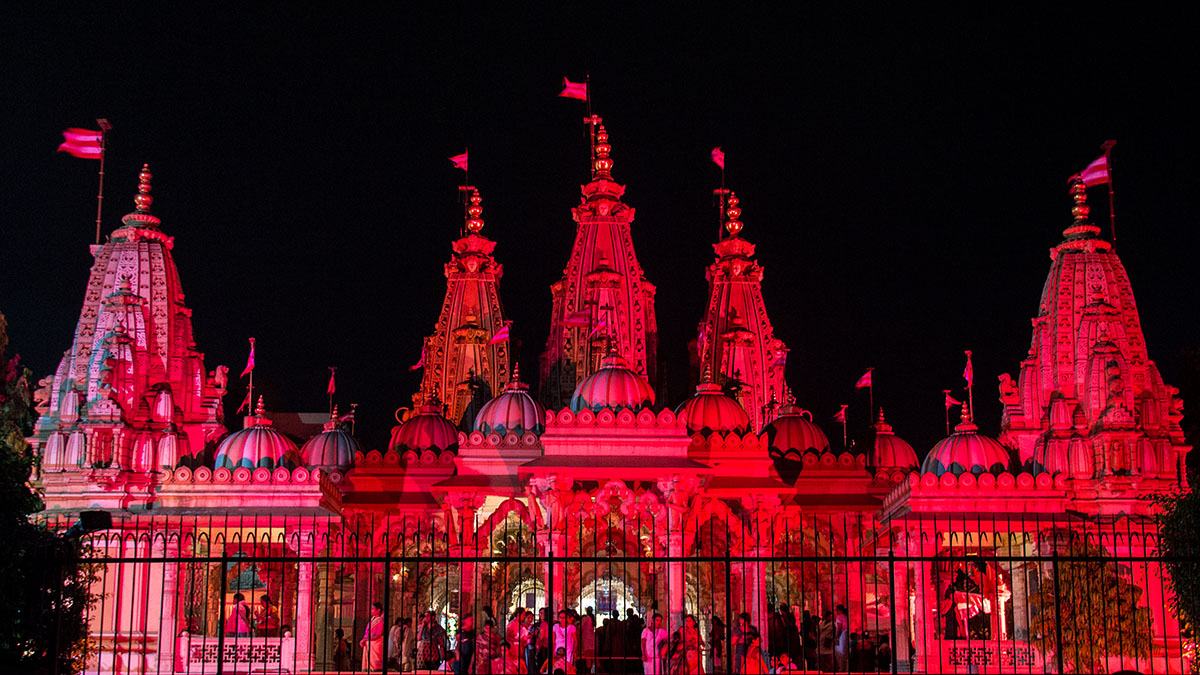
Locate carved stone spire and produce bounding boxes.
[692,191,788,431]
[540,120,658,408]
[416,188,512,429]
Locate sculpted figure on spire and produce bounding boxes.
[692,192,788,430]
[998,179,1191,502]
[539,121,659,408]
[31,166,228,507]
[417,189,512,428]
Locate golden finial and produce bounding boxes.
[593,125,613,178]
[877,408,886,424]
[331,404,339,420]
[724,192,744,236]
[959,397,972,424]
[255,395,265,416]
[466,189,484,234]
[1071,179,1089,226]
[134,164,153,213]
[701,365,714,383]
[511,362,521,382]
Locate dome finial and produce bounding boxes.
[877,407,887,424]
[724,192,744,237]
[593,124,613,179]
[511,362,521,382]
[466,189,484,234]
[1063,177,1101,240]
[134,164,153,214]
[255,395,265,416]
[701,365,714,384]
[331,404,339,420]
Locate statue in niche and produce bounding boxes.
[998,373,1019,406]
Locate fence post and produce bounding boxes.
[215,550,229,675]
[888,549,898,675]
[384,533,392,675]
[1051,545,1064,674]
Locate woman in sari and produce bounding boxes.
[361,603,387,671]
[739,630,768,675]
[473,619,501,674]
[681,615,704,675]
[504,609,531,674]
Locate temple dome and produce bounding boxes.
[214,399,300,471]
[764,398,830,454]
[569,351,655,412]
[301,411,362,471]
[475,366,546,436]
[921,406,1011,476]
[676,382,751,435]
[868,410,918,470]
[390,397,459,453]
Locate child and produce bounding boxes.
[543,646,574,674]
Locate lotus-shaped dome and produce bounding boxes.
[215,398,300,471]
[868,410,918,470]
[475,366,546,436]
[764,397,830,454]
[921,406,1011,476]
[301,410,362,471]
[570,351,655,413]
[676,382,751,435]
[390,397,459,453]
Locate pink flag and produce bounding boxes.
[236,389,252,414]
[327,367,336,395]
[57,128,102,159]
[240,338,256,378]
[1074,154,1109,187]
[410,345,426,371]
[711,146,725,170]
[490,322,511,344]
[774,348,788,366]
[449,152,468,172]
[833,405,847,423]
[855,369,873,389]
[587,314,608,338]
[338,408,356,423]
[559,77,588,101]
[563,310,591,327]
[962,350,974,388]
[944,391,963,409]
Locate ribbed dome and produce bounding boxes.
[215,399,300,471]
[921,406,1011,476]
[475,366,546,436]
[569,351,655,412]
[868,410,918,470]
[390,397,459,453]
[301,411,362,471]
[676,382,750,435]
[765,398,830,454]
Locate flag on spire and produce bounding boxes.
[833,405,847,423]
[327,367,337,395]
[449,152,468,172]
[855,369,873,389]
[963,350,974,388]
[711,146,725,170]
[410,344,426,371]
[559,77,588,101]
[236,389,252,414]
[587,314,608,339]
[240,338,256,378]
[563,310,591,327]
[1073,154,1109,187]
[944,391,962,409]
[57,128,103,159]
[490,321,512,344]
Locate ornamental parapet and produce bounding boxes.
[880,470,1070,521]
[545,406,681,429]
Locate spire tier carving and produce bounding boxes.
[540,121,658,408]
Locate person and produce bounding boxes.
[545,646,574,674]
[875,633,892,673]
[767,605,784,662]
[800,611,817,671]
[817,613,834,672]
[254,594,280,637]
[529,608,548,675]
[333,627,353,671]
[396,614,410,667]
[419,610,448,669]
[730,613,751,675]
[833,605,849,673]
[225,593,252,637]
[606,611,626,675]
[456,615,476,675]
[739,630,768,675]
[553,610,578,668]
[505,609,530,674]
[625,609,644,675]
[773,652,800,674]
[581,606,596,673]
[680,615,704,675]
[402,617,417,671]
[362,602,387,671]
[474,618,500,674]
[640,614,668,675]
[710,616,725,674]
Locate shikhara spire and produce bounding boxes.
[415,187,513,429]
[692,191,788,431]
[539,118,659,408]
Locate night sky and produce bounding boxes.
[3,7,1197,457]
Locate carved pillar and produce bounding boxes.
[289,532,318,672]
[667,530,685,621]
[1009,543,1031,641]
[891,556,912,672]
[750,546,771,658]
[911,558,933,674]
[531,476,574,613]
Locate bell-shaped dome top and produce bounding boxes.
[390,391,459,453]
[921,403,1011,476]
[570,349,655,413]
[764,394,830,454]
[215,398,300,471]
[676,380,751,435]
[474,365,546,436]
[868,409,918,470]
[301,408,362,471]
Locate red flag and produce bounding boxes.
[489,322,511,344]
[587,314,608,338]
[963,350,974,388]
[944,391,963,409]
[1073,154,1109,187]
[711,146,725,170]
[449,152,468,172]
[236,389,252,414]
[57,128,102,159]
[327,367,336,395]
[855,369,873,389]
[563,310,590,327]
[559,77,588,101]
[410,345,426,371]
[240,338,256,378]
[774,348,788,366]
[338,409,356,424]
[833,405,847,423]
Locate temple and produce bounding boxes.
[27,142,1192,674]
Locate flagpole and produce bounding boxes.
[94,118,112,244]
[328,367,336,416]
[964,350,974,419]
[942,390,951,436]
[840,405,848,447]
[1102,140,1117,245]
[248,369,254,418]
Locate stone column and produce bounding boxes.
[667,530,686,623]
[911,559,934,674]
[891,554,911,672]
[1009,553,1031,641]
[750,546,772,658]
[289,533,317,672]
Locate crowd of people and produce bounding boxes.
[342,603,897,673]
